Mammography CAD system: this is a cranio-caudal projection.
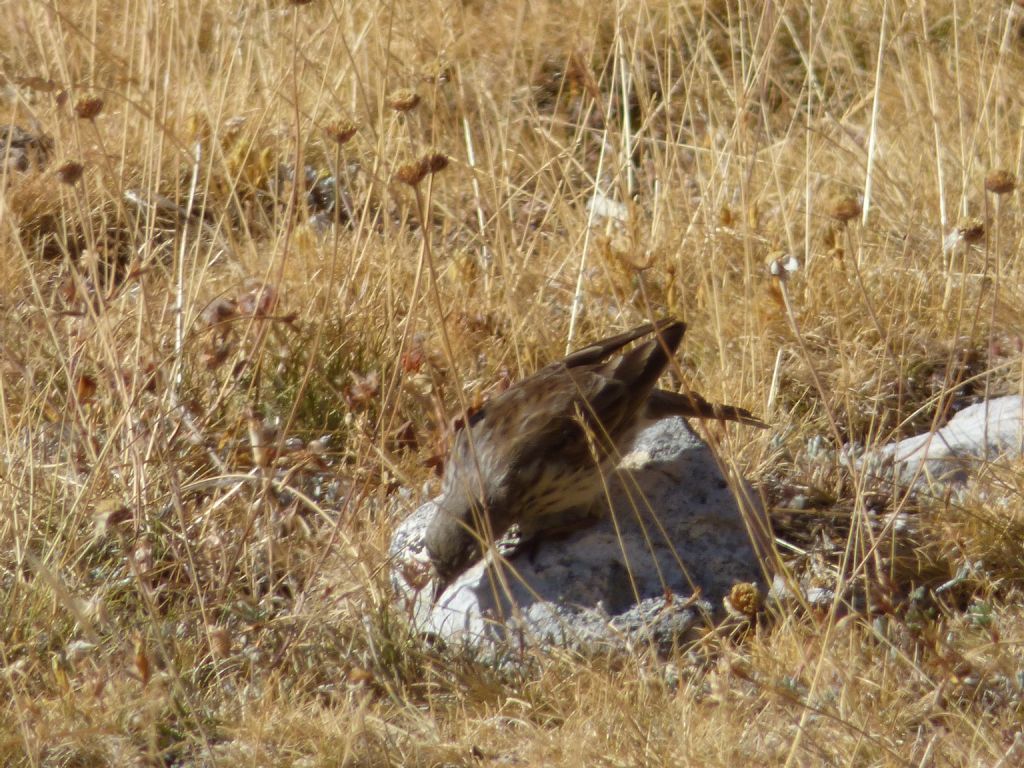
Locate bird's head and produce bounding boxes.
[423,493,488,599]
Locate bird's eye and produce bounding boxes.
[466,406,486,428]
[452,404,486,433]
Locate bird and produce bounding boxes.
[424,319,766,597]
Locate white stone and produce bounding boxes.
[861,396,1024,489]
[390,417,769,654]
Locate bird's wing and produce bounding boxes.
[593,322,684,394]
[562,318,684,368]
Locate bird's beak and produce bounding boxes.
[429,567,451,606]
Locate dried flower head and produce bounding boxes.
[725,581,763,619]
[387,88,421,112]
[395,152,449,187]
[984,169,1016,195]
[344,370,380,409]
[326,120,358,146]
[424,62,453,85]
[74,97,104,120]
[767,252,800,280]
[201,297,238,327]
[93,499,133,538]
[957,217,985,244]
[237,279,278,317]
[423,152,448,174]
[395,161,426,187]
[55,161,85,185]
[201,344,231,371]
[347,665,375,687]
[827,194,862,223]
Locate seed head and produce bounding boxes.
[827,194,862,224]
[396,152,449,187]
[395,162,425,187]
[725,581,763,619]
[237,279,278,317]
[387,88,421,112]
[767,252,800,281]
[984,169,1016,195]
[55,161,85,185]
[423,152,448,174]
[201,297,238,327]
[74,97,104,120]
[326,119,358,146]
[957,217,985,244]
[424,62,453,85]
[93,499,132,538]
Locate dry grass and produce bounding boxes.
[2,0,1024,765]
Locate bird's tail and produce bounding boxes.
[646,388,768,428]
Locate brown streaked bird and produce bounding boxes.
[424,319,766,596]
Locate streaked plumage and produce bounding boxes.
[425,319,765,594]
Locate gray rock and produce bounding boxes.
[390,416,769,654]
[860,396,1024,490]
